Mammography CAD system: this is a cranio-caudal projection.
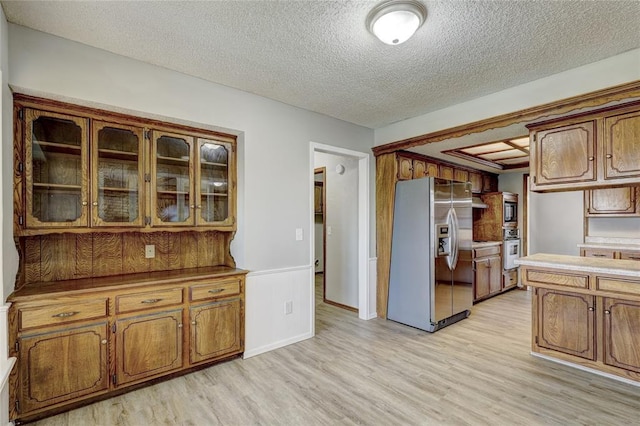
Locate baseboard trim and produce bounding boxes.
[531,352,640,387]
[243,331,313,359]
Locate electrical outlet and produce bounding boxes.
[285,301,293,315]
[145,245,155,259]
[295,228,303,241]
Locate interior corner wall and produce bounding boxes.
[6,24,375,357]
[314,152,359,309]
[498,172,525,238]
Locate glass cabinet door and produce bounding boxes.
[151,131,195,226]
[91,121,144,227]
[25,109,89,228]
[196,138,233,226]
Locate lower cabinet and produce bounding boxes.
[8,268,247,423]
[473,245,502,302]
[116,310,184,386]
[603,298,640,373]
[190,299,241,364]
[18,323,109,414]
[536,289,595,360]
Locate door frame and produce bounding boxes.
[309,142,371,329]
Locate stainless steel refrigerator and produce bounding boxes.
[387,177,473,332]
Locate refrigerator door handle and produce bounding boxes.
[450,207,460,270]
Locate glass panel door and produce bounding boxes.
[92,121,144,227]
[152,131,194,226]
[196,138,232,226]
[25,109,88,228]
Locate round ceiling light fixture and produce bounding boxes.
[366,0,427,45]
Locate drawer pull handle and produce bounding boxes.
[592,254,607,257]
[627,256,640,260]
[52,311,79,318]
[141,298,162,304]
[588,156,594,161]
[208,288,225,294]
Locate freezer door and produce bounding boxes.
[433,179,453,323]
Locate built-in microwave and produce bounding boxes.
[504,200,517,223]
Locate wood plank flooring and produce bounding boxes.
[31,277,640,425]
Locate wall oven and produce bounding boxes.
[503,238,521,270]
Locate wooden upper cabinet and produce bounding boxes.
[91,121,145,227]
[453,169,469,184]
[412,158,427,178]
[537,289,596,360]
[397,156,413,180]
[470,172,483,193]
[585,187,639,217]
[196,138,234,227]
[151,131,195,227]
[603,110,640,180]
[532,121,597,188]
[528,101,640,192]
[439,165,454,180]
[603,298,640,373]
[24,109,89,229]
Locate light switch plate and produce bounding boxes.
[295,228,303,241]
[145,245,155,258]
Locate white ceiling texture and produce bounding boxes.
[2,0,639,166]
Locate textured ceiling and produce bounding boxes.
[2,1,639,129]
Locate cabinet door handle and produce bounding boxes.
[178,324,183,328]
[208,288,225,294]
[82,201,88,206]
[101,339,107,345]
[604,310,611,315]
[92,201,98,206]
[588,307,594,311]
[52,311,79,318]
[191,321,196,325]
[196,205,202,209]
[606,154,612,159]
[588,156,594,161]
[141,298,162,304]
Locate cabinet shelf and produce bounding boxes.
[33,183,82,191]
[100,186,138,193]
[200,161,227,168]
[157,190,189,195]
[98,149,139,161]
[201,193,228,197]
[33,141,82,156]
[157,155,189,166]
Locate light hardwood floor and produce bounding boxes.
[31,276,640,425]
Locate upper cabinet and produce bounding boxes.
[395,152,498,192]
[15,95,237,235]
[585,186,640,217]
[25,109,89,228]
[528,101,640,192]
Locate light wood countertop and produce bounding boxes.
[577,242,640,251]
[516,253,640,278]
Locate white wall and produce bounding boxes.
[315,152,359,308]
[529,190,584,256]
[587,218,640,238]
[375,49,640,145]
[6,24,375,357]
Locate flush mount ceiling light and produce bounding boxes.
[366,0,427,45]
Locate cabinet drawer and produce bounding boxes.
[474,245,500,258]
[116,288,183,314]
[524,269,589,289]
[190,279,240,302]
[581,248,616,259]
[619,251,640,261]
[596,277,640,296]
[503,270,518,289]
[19,299,108,331]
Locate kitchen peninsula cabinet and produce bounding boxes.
[7,267,247,423]
[517,254,640,383]
[527,100,640,192]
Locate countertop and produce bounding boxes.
[472,241,502,249]
[515,253,640,278]
[578,237,640,251]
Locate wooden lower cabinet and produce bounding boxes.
[536,289,595,360]
[18,323,109,414]
[8,267,247,423]
[190,299,241,364]
[603,298,640,373]
[116,310,183,386]
[472,244,502,302]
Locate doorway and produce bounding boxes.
[309,142,371,331]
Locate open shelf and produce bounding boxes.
[157,190,190,195]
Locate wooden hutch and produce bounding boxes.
[7,94,246,423]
